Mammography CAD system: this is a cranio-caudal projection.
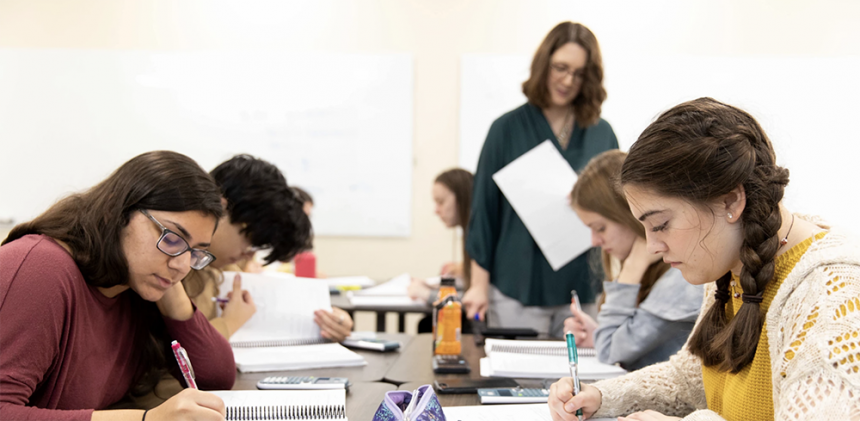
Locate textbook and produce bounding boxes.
[443,404,615,421]
[219,272,366,373]
[211,389,346,421]
[480,338,626,380]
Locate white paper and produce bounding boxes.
[492,140,592,270]
[350,273,412,296]
[443,404,616,421]
[231,343,366,373]
[220,272,331,343]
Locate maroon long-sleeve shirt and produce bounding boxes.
[0,235,236,420]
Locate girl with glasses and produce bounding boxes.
[0,151,234,421]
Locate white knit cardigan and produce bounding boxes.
[591,222,860,421]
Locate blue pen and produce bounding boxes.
[565,332,584,421]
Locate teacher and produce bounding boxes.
[464,22,619,337]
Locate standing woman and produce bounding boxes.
[0,151,235,421]
[548,98,860,420]
[464,22,619,336]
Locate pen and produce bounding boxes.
[570,290,582,313]
[565,332,583,421]
[211,297,229,304]
[171,340,197,389]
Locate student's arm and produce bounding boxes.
[463,119,507,320]
[91,389,226,421]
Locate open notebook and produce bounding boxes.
[220,272,366,373]
[480,339,626,380]
[211,390,346,421]
[444,404,615,421]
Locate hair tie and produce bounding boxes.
[741,293,764,304]
[714,289,730,303]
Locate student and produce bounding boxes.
[408,168,474,303]
[565,150,702,371]
[465,21,618,336]
[548,98,860,420]
[186,155,354,342]
[0,151,234,420]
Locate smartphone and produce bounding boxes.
[342,338,401,352]
[432,354,471,374]
[434,378,520,394]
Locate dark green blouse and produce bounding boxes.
[466,103,618,306]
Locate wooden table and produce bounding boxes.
[332,293,431,333]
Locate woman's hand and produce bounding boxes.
[462,284,489,321]
[221,273,257,335]
[619,410,681,421]
[407,278,433,301]
[617,237,663,285]
[314,307,354,342]
[145,389,226,421]
[548,379,602,421]
[564,304,597,348]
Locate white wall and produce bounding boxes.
[1,0,858,279]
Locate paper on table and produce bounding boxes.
[492,140,592,270]
[351,273,411,296]
[220,272,331,344]
[443,404,615,421]
[231,343,366,373]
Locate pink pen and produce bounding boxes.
[171,340,198,389]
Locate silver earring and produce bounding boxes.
[727,212,733,220]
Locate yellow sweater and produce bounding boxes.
[702,232,827,421]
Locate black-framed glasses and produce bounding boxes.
[550,63,585,83]
[140,209,216,270]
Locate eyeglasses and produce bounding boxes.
[140,209,216,270]
[550,63,585,83]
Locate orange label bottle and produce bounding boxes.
[433,277,462,355]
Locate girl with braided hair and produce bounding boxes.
[548,98,860,420]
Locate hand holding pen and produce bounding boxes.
[547,335,603,421]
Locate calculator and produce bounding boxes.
[477,387,550,404]
[256,376,350,390]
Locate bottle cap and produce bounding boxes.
[440,277,456,287]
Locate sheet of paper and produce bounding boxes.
[492,140,592,270]
[220,272,331,343]
[443,404,616,421]
[231,343,366,373]
[351,273,412,296]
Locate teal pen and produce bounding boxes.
[565,332,584,421]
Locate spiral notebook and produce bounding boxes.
[481,339,626,380]
[211,390,346,421]
[219,272,366,373]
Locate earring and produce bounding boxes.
[727,212,733,220]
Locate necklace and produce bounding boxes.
[779,214,796,247]
[556,109,573,149]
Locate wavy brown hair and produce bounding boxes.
[571,150,670,305]
[521,21,607,127]
[620,97,790,373]
[435,168,474,288]
[3,150,224,395]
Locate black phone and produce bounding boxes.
[434,378,520,394]
[480,327,539,339]
[431,354,471,374]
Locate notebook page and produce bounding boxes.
[211,390,346,421]
[443,404,616,421]
[231,343,366,373]
[484,338,597,358]
[220,272,331,343]
[484,353,626,379]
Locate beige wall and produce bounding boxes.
[2,0,858,280]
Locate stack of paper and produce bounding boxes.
[480,339,626,380]
[444,404,615,421]
[219,272,366,373]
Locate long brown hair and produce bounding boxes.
[571,150,670,305]
[521,21,607,127]
[620,97,789,373]
[435,168,474,288]
[3,150,224,395]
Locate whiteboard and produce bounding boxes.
[0,49,413,237]
[459,54,860,237]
